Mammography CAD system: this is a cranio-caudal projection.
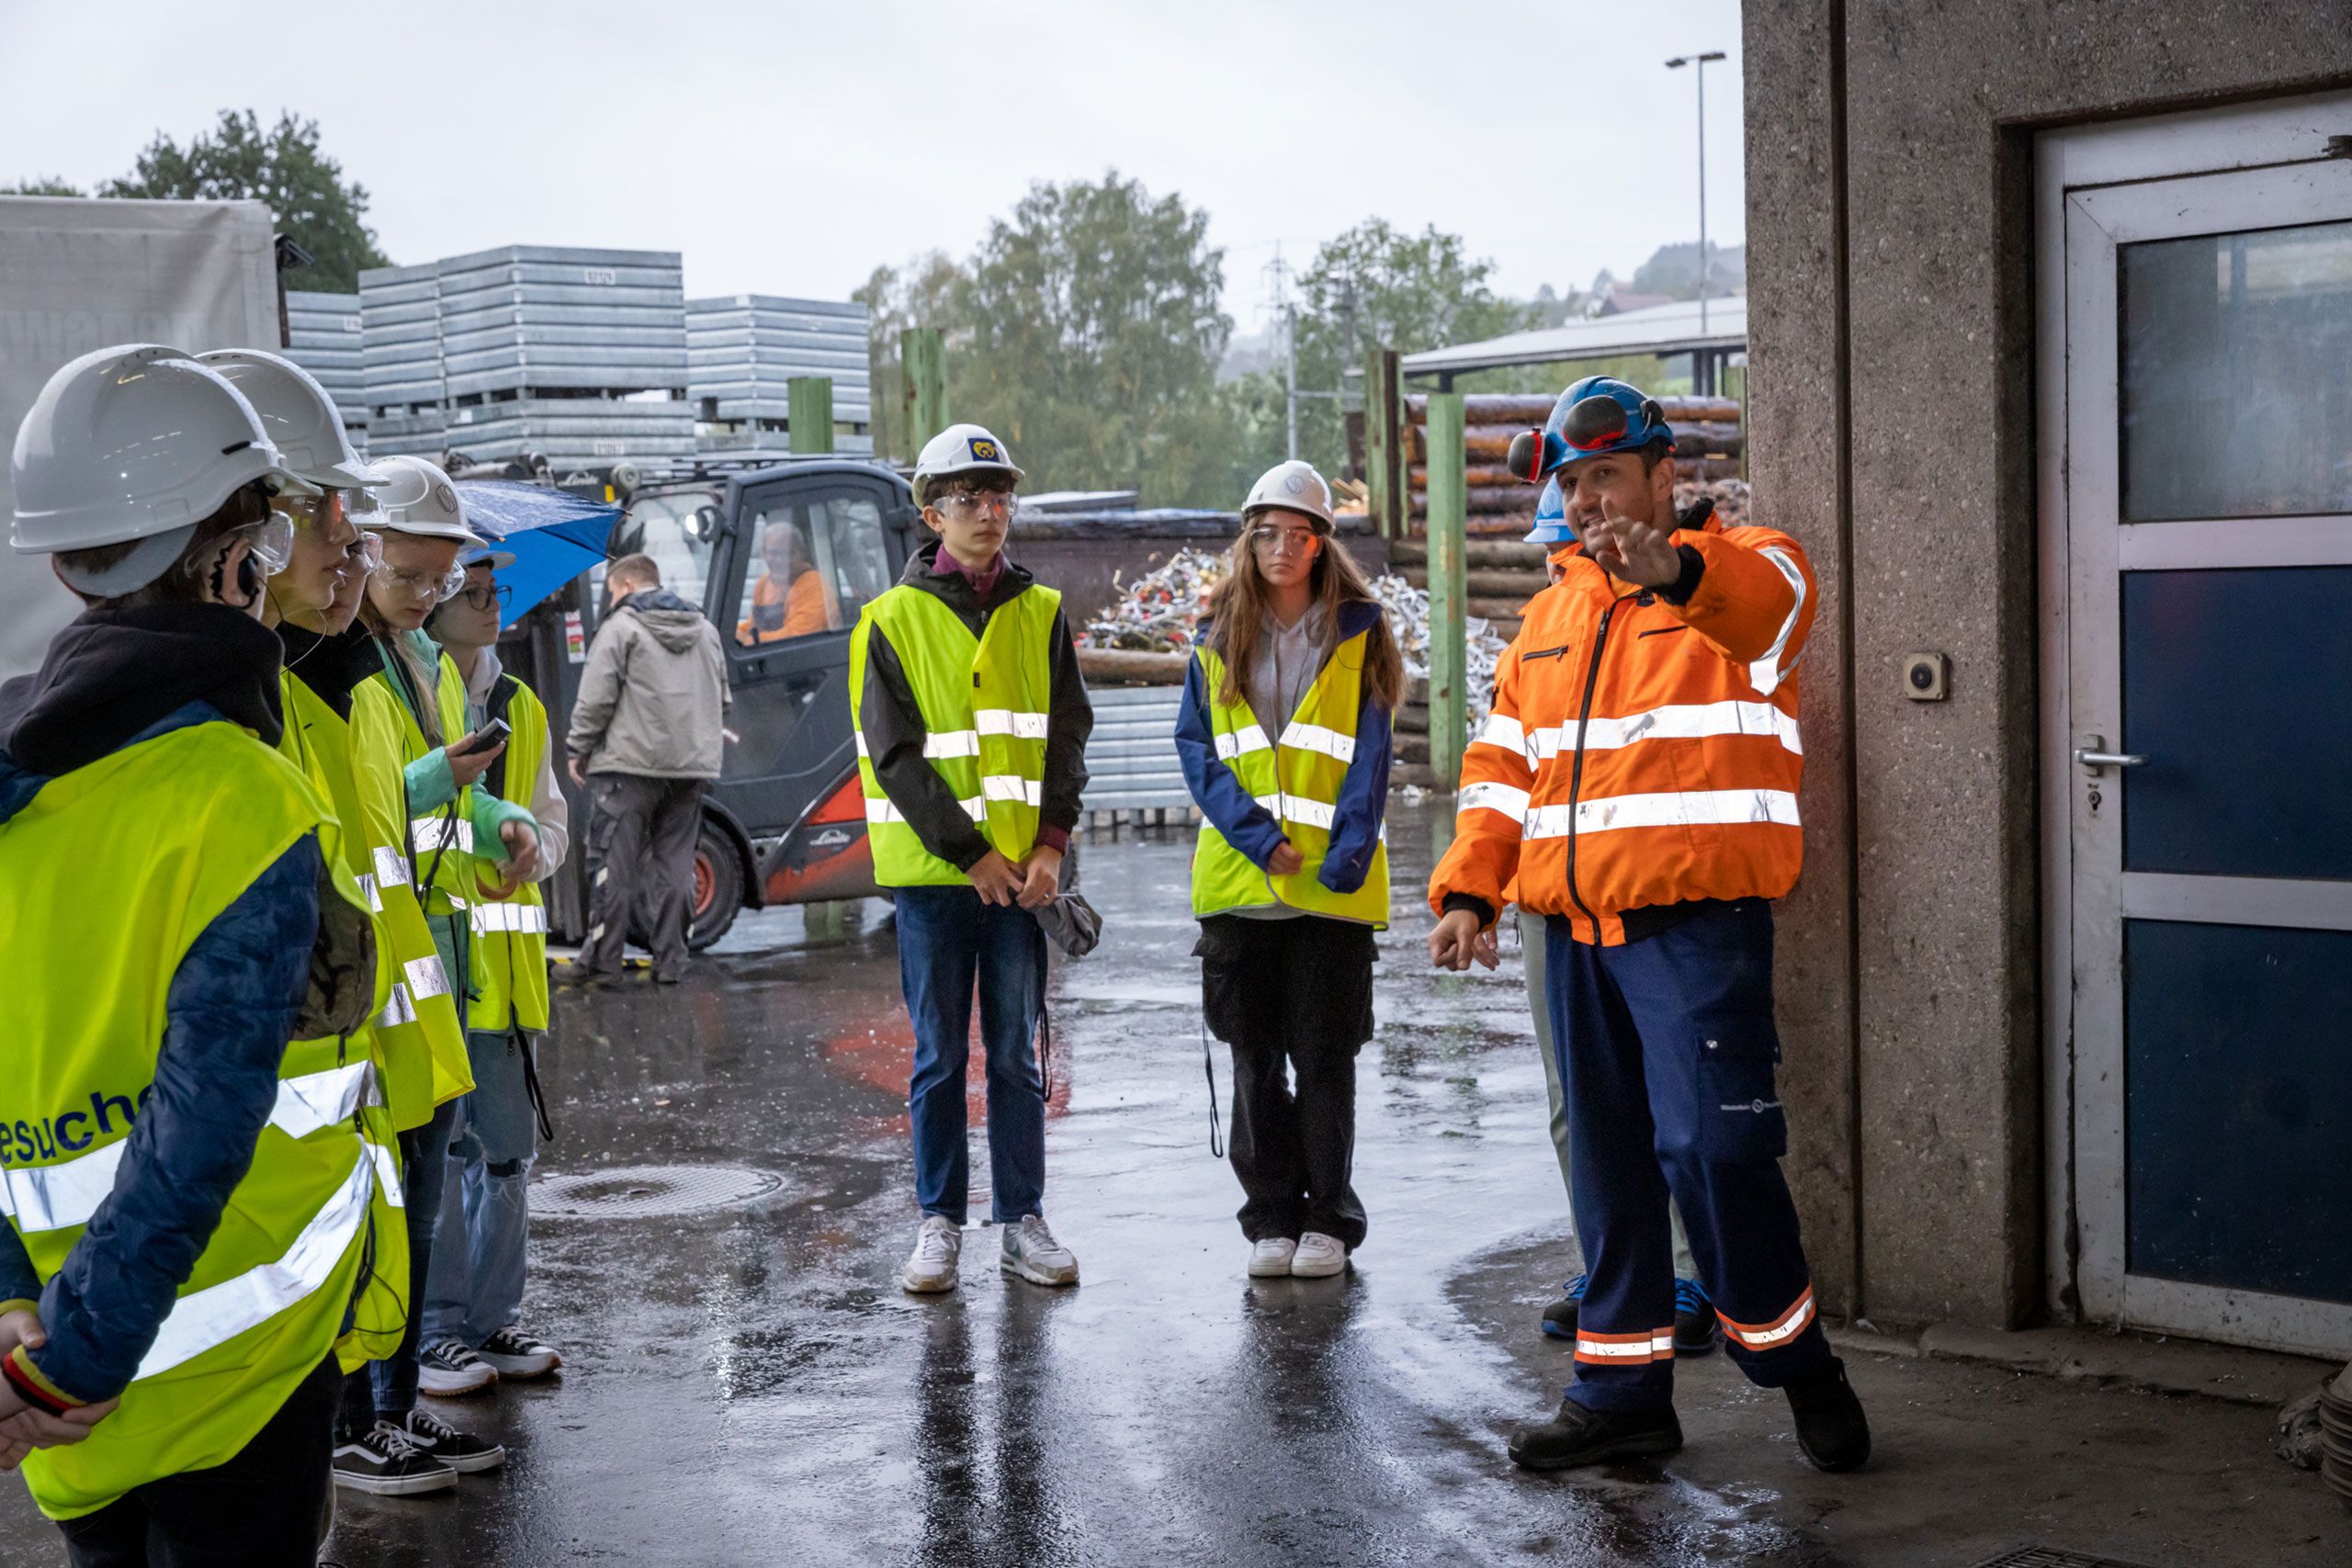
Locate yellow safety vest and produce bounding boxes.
[275,671,410,1369]
[466,672,550,1034]
[0,722,380,1520]
[847,584,1059,887]
[347,682,472,1109]
[1190,631,1390,927]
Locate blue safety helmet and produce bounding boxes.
[1523,478,1574,546]
[1506,376,1677,482]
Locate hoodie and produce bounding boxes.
[0,607,320,1405]
[565,585,731,780]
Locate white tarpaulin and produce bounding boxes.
[0,197,280,679]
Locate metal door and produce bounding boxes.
[2041,103,2352,1356]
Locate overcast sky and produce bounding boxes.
[1,0,1747,330]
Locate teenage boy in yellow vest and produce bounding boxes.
[0,345,375,1562]
[849,424,1092,1294]
[418,549,570,1393]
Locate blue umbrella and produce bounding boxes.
[455,481,618,629]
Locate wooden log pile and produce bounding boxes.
[1400,393,1745,534]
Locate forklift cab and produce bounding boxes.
[597,457,922,945]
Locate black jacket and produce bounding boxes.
[857,542,1091,870]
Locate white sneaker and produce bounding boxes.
[1248,1237,1298,1278]
[902,1214,961,1293]
[1000,1214,1080,1287]
[1291,1232,1348,1278]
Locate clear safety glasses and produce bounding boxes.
[933,491,1016,520]
[373,559,467,603]
[1249,524,1321,558]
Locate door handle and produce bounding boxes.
[2072,735,2146,772]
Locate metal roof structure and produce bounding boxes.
[1401,296,1747,380]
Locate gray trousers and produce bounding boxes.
[1521,909,1699,1280]
[582,773,707,977]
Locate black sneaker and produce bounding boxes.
[401,1408,506,1474]
[332,1421,458,1495]
[1540,1274,1587,1341]
[477,1325,562,1381]
[418,1337,498,1397]
[1786,1357,1871,1472]
[1672,1278,1719,1356]
[1509,1398,1684,1471]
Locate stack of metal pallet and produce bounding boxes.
[686,295,872,456]
[282,291,368,453]
[361,246,695,472]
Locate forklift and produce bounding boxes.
[496,453,924,950]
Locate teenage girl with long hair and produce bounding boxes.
[1175,460,1402,1280]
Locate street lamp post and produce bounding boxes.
[1666,50,1728,382]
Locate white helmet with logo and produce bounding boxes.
[195,348,378,491]
[913,423,1024,504]
[11,343,319,595]
[367,455,481,546]
[1241,459,1334,529]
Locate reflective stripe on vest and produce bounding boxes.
[463,672,551,1033]
[1189,632,1389,928]
[847,581,1060,887]
[0,722,379,1518]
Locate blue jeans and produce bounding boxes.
[894,886,1047,1225]
[1548,898,1832,1413]
[423,1029,540,1347]
[369,1095,459,1416]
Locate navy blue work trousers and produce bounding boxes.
[895,885,1048,1225]
[1546,897,1832,1413]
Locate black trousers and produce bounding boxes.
[582,773,708,978]
[1196,914,1377,1249]
[58,1352,341,1568]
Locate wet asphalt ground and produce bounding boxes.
[2,801,2344,1567]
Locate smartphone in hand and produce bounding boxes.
[449,718,511,758]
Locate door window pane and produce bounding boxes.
[621,490,719,608]
[2121,566,2352,879]
[735,490,894,649]
[2120,220,2352,522]
[2125,919,2352,1303]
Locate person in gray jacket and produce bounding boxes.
[565,553,729,982]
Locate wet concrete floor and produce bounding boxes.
[1,803,2343,1566]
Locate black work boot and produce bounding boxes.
[1508,1398,1683,1471]
[1785,1357,1871,1472]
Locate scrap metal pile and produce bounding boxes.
[1677,475,1751,527]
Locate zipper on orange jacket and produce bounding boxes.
[1561,589,1643,939]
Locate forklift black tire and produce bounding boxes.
[688,821,744,951]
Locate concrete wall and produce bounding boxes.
[1741,1,2352,1328]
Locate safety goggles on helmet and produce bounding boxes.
[1507,378,1674,482]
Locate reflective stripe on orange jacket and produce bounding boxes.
[1428,502,1816,944]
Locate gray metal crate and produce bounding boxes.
[1080,685,1193,812]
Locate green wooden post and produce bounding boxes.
[1364,346,1403,539]
[899,327,947,461]
[1425,392,1469,789]
[787,377,834,455]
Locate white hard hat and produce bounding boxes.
[459,544,517,571]
[367,455,482,546]
[913,423,1023,501]
[196,348,378,491]
[11,344,319,595]
[1242,459,1334,529]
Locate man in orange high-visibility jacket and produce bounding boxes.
[1428,377,1871,1476]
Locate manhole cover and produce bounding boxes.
[1969,1551,2159,1568]
[533,1164,783,1220]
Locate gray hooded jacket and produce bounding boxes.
[566,586,730,779]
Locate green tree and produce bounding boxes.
[1283,219,1532,478]
[951,171,1234,504]
[101,110,390,291]
[854,250,966,461]
[0,177,85,197]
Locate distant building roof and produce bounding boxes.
[1402,296,1747,379]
